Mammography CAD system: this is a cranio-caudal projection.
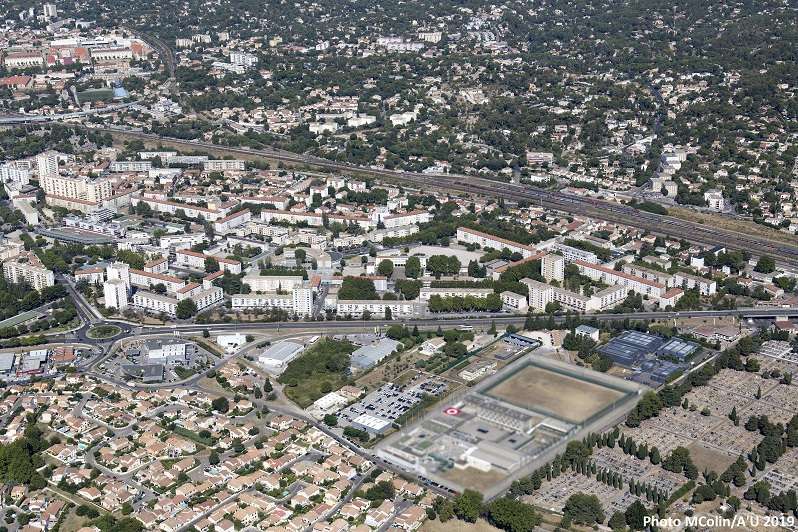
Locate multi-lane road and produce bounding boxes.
[56,306,798,347]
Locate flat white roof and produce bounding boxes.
[259,341,304,363]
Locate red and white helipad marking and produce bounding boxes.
[443,407,460,416]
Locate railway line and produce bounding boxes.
[102,128,798,269]
[3,123,798,268]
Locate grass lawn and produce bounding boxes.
[86,324,122,339]
[279,338,354,407]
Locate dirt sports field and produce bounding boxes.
[487,365,626,423]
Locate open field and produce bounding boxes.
[279,338,354,407]
[686,441,737,473]
[487,365,626,423]
[440,466,509,493]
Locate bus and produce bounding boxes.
[456,325,474,332]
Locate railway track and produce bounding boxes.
[107,130,798,268]
[4,123,798,268]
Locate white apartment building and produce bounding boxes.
[144,257,168,274]
[456,227,538,259]
[106,262,131,291]
[366,225,419,243]
[673,272,717,295]
[381,210,431,228]
[130,269,185,294]
[293,285,313,316]
[203,160,246,172]
[0,164,30,185]
[109,160,152,172]
[260,209,375,230]
[36,151,59,179]
[230,285,313,316]
[523,279,553,311]
[133,286,222,316]
[132,291,177,315]
[91,47,133,62]
[159,233,207,250]
[542,253,565,282]
[229,52,257,67]
[103,279,128,310]
[174,249,242,274]
[3,53,44,69]
[522,278,627,313]
[575,261,666,299]
[131,196,233,222]
[2,253,55,290]
[622,263,674,287]
[75,267,105,285]
[244,274,305,293]
[552,243,599,264]
[704,189,725,212]
[347,114,377,128]
[418,287,493,301]
[213,209,251,233]
[232,293,293,311]
[43,3,57,19]
[418,31,442,43]
[189,286,224,310]
[500,291,528,312]
[336,300,426,318]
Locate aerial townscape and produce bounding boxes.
[0,0,797,531]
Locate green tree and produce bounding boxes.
[377,259,394,277]
[624,500,648,530]
[608,511,627,530]
[405,256,421,279]
[453,489,483,523]
[176,299,198,319]
[563,493,605,525]
[754,255,775,274]
[204,256,220,273]
[485,497,542,532]
[211,397,229,413]
[294,248,307,265]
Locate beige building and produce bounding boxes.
[542,253,565,282]
[41,174,113,203]
[2,252,55,290]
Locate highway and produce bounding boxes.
[53,307,798,347]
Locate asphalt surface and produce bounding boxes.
[55,306,798,347]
